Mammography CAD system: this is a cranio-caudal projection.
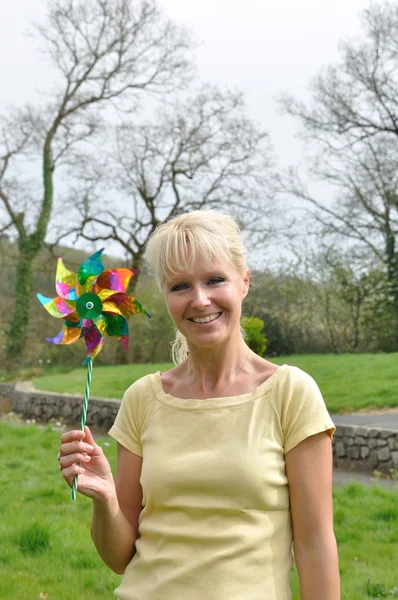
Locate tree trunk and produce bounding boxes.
[128,253,143,294]
[5,242,35,363]
[5,140,54,364]
[385,229,398,346]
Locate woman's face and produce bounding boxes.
[163,258,249,350]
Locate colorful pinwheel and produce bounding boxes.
[37,249,150,364]
[37,249,150,500]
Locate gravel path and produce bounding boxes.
[333,468,397,490]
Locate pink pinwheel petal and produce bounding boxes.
[107,293,143,317]
[37,294,76,318]
[120,335,129,352]
[83,325,104,358]
[94,268,138,294]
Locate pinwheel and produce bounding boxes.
[37,249,150,499]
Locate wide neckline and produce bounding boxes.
[150,364,289,410]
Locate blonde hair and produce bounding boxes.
[145,210,248,364]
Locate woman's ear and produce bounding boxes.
[242,270,250,298]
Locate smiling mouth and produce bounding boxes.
[188,312,222,324]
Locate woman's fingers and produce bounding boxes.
[61,463,86,485]
[61,429,86,444]
[82,425,96,447]
[59,451,91,470]
[60,440,94,457]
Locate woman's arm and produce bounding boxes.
[285,430,340,599]
[59,427,142,574]
[91,442,143,574]
[91,489,137,574]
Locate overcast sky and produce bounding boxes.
[1,0,370,165]
[0,0,371,263]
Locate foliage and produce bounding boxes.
[241,316,267,356]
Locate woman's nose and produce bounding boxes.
[190,286,211,309]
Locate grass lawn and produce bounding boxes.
[1,420,397,599]
[31,353,398,413]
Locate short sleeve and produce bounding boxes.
[108,375,153,457]
[280,367,335,454]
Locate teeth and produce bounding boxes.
[191,312,221,324]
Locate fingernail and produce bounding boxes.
[87,445,94,451]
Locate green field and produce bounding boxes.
[32,353,398,413]
[0,420,397,599]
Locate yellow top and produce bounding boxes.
[108,364,335,600]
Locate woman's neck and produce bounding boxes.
[187,340,251,393]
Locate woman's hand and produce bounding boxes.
[59,426,116,503]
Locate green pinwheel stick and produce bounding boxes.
[37,249,150,500]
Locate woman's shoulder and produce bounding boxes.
[251,356,280,387]
[266,363,324,406]
[122,371,160,400]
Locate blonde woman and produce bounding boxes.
[58,210,340,600]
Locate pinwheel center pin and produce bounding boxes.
[76,292,102,319]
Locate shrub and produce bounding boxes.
[241,316,267,356]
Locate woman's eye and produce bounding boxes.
[208,277,224,285]
[170,283,187,292]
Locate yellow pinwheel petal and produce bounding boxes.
[55,258,78,300]
[102,301,123,316]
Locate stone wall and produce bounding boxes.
[0,383,14,413]
[1,382,398,475]
[332,424,398,475]
[5,381,120,431]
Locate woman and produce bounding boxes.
[58,210,340,599]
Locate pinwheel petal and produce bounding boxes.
[94,268,138,294]
[83,324,104,358]
[65,310,81,324]
[37,294,76,318]
[109,293,150,318]
[97,288,118,302]
[93,315,106,337]
[76,274,98,298]
[132,298,151,318]
[95,313,128,337]
[55,258,78,300]
[78,249,104,286]
[102,301,123,316]
[120,335,129,352]
[46,321,82,345]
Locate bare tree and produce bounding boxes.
[281,2,398,150]
[278,1,398,326]
[0,0,194,362]
[53,85,275,290]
